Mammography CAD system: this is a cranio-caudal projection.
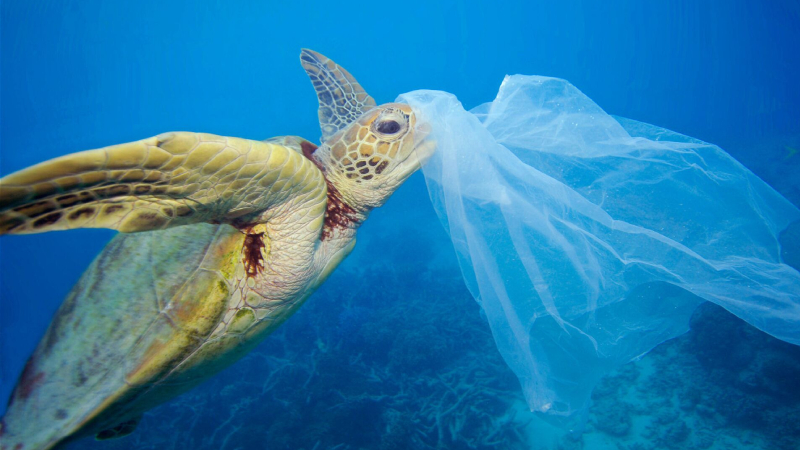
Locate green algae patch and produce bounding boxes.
[228,308,255,334]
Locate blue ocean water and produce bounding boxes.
[1,1,799,449]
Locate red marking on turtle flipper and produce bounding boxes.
[320,182,359,241]
[300,140,318,160]
[242,232,266,277]
[299,143,361,241]
[16,358,45,401]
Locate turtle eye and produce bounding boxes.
[376,120,401,134]
[371,108,409,138]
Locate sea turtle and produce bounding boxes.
[0,49,434,450]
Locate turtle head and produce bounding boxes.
[300,49,433,216]
[318,102,432,210]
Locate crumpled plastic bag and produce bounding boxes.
[396,75,800,417]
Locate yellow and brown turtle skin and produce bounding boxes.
[0,49,434,450]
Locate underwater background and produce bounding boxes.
[1,1,799,449]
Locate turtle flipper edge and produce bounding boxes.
[0,132,327,236]
[300,48,377,142]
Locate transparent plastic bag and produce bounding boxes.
[397,75,800,417]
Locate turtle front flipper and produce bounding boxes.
[300,48,377,142]
[0,132,327,235]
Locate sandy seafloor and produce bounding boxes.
[2,1,799,449]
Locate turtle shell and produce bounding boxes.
[1,223,245,450]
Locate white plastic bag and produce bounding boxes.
[397,75,800,416]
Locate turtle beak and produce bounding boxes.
[411,122,436,168]
[414,122,432,144]
[393,121,436,182]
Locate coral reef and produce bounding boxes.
[587,302,800,450]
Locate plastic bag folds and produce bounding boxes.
[397,75,800,417]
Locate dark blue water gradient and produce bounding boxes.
[1,0,798,432]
